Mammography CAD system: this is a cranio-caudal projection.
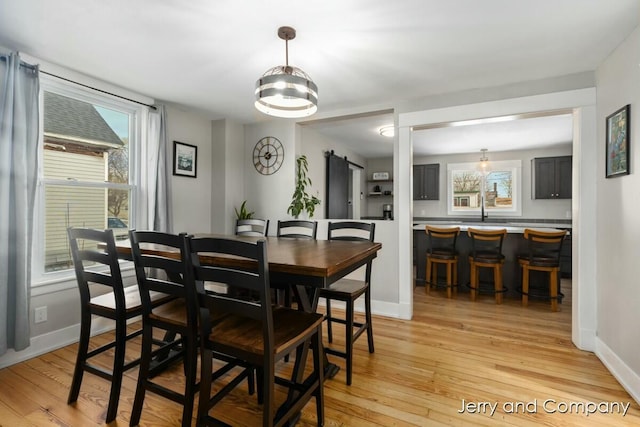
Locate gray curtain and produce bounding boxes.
[0,53,40,356]
[141,104,172,232]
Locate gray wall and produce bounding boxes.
[595,25,640,387]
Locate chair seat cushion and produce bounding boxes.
[517,255,560,268]
[319,279,367,299]
[90,285,174,314]
[428,251,458,260]
[206,307,323,358]
[470,251,505,263]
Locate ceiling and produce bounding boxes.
[1,0,637,157]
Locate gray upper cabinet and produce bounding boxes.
[532,156,572,199]
[413,163,439,200]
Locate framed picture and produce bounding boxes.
[606,104,630,178]
[173,141,197,178]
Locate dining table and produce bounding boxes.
[113,234,382,381]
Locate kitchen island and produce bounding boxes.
[413,221,571,300]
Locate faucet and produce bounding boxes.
[481,194,488,222]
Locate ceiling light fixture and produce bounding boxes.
[379,125,395,137]
[254,26,318,118]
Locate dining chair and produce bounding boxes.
[320,221,376,386]
[187,236,325,427]
[66,227,174,423]
[127,230,202,427]
[236,218,270,236]
[517,228,567,311]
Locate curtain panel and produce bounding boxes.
[0,52,40,355]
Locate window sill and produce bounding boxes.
[31,263,135,297]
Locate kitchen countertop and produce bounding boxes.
[412,221,570,234]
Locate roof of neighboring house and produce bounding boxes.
[44,91,123,148]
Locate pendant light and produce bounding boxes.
[478,148,490,173]
[254,26,318,118]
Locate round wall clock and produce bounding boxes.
[253,136,284,175]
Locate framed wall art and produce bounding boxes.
[173,141,197,178]
[606,104,630,178]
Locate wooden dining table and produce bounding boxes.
[113,234,382,379]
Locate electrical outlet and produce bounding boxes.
[35,306,47,324]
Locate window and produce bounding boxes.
[33,77,143,280]
[447,160,521,216]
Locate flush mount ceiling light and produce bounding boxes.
[379,125,395,137]
[255,26,318,118]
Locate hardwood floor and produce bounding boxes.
[1,282,639,426]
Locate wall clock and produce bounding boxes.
[253,136,284,175]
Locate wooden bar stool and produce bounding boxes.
[467,228,507,304]
[425,226,460,298]
[517,228,567,311]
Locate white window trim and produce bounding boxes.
[31,75,147,287]
[447,160,522,217]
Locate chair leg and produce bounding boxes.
[345,300,355,386]
[452,261,458,297]
[197,346,213,424]
[550,268,559,312]
[521,266,529,307]
[494,265,503,305]
[68,309,91,405]
[262,360,275,427]
[365,288,374,354]
[180,332,198,427]
[445,262,452,299]
[469,262,477,301]
[130,324,153,427]
[105,317,127,423]
[326,298,333,343]
[425,258,432,294]
[312,330,325,426]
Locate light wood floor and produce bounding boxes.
[1,282,639,426]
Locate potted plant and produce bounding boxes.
[288,155,321,219]
[234,200,254,220]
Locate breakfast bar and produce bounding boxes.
[413,221,571,300]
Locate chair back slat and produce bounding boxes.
[425,225,460,255]
[277,220,318,239]
[523,229,566,265]
[328,221,375,242]
[187,237,273,344]
[236,219,269,237]
[129,230,196,319]
[68,227,125,305]
[467,228,507,259]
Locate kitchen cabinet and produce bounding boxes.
[560,233,572,278]
[413,163,439,200]
[532,156,572,199]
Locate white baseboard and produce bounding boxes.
[0,317,121,369]
[596,337,640,405]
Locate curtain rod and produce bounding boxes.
[39,70,157,110]
[1,55,156,110]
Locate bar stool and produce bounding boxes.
[517,228,567,311]
[425,226,460,298]
[467,227,507,304]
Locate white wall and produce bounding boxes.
[595,26,640,403]
[414,145,573,219]
[165,104,213,234]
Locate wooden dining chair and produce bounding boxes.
[66,227,174,423]
[187,236,325,427]
[320,221,376,386]
[518,228,567,311]
[236,218,270,236]
[128,230,202,427]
